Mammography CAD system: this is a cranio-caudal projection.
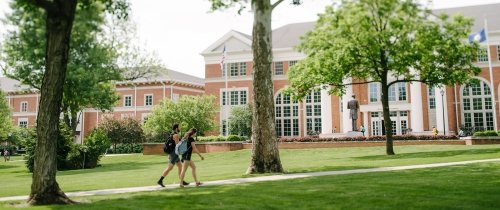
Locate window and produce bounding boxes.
[21,102,28,112]
[225,62,247,77]
[498,45,500,61]
[240,91,247,105]
[462,79,493,130]
[18,119,28,128]
[239,63,247,76]
[145,94,153,106]
[305,90,322,135]
[221,90,248,106]
[369,83,379,102]
[289,60,298,67]
[124,96,132,107]
[428,87,436,109]
[478,47,488,62]
[275,92,299,137]
[371,82,407,102]
[230,63,238,76]
[274,61,284,75]
[230,91,239,105]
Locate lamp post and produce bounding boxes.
[440,89,445,136]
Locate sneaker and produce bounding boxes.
[157,180,165,187]
[182,181,190,186]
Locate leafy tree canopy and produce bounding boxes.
[288,0,480,98]
[144,95,218,136]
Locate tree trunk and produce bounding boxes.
[28,0,78,205]
[380,76,395,155]
[247,0,283,174]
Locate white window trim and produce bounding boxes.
[20,101,28,112]
[124,95,133,107]
[368,82,407,103]
[18,118,28,127]
[461,77,494,130]
[144,94,153,106]
[477,47,489,63]
[220,87,249,106]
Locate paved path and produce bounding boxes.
[2,158,500,202]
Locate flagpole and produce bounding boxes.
[225,62,229,136]
[484,17,498,131]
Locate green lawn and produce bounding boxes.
[3,161,500,210]
[1,145,500,198]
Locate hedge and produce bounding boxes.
[278,134,459,143]
[473,130,499,137]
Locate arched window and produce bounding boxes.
[275,92,299,137]
[462,79,494,130]
[304,90,322,135]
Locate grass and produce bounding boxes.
[2,161,500,210]
[0,145,500,198]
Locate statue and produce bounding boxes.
[347,95,359,131]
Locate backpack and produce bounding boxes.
[163,132,175,154]
[175,138,189,155]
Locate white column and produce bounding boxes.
[321,86,332,134]
[435,87,449,134]
[342,78,353,133]
[410,82,424,132]
[363,111,369,136]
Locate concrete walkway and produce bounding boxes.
[2,158,500,202]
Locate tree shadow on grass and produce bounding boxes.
[0,164,16,170]
[58,161,151,176]
[353,148,500,160]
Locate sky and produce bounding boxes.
[1,0,500,79]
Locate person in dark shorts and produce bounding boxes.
[179,128,204,187]
[157,124,189,187]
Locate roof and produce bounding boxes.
[203,3,500,54]
[433,3,500,32]
[1,68,204,93]
[122,68,204,87]
[0,77,34,93]
[271,22,315,49]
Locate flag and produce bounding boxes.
[469,28,486,43]
[220,45,226,70]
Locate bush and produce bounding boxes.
[226,135,241,142]
[198,136,227,142]
[23,123,74,172]
[277,134,459,143]
[108,143,143,154]
[66,128,111,169]
[473,130,499,137]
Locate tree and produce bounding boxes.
[1,1,122,133]
[209,0,305,174]
[99,117,145,151]
[1,0,129,205]
[228,104,252,137]
[287,0,480,155]
[144,95,218,137]
[0,90,13,141]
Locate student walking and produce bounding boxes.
[157,124,189,187]
[179,128,204,187]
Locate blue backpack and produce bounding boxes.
[175,138,189,155]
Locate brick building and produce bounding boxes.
[0,69,204,143]
[201,3,500,137]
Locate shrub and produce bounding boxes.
[198,136,227,142]
[100,117,145,151]
[66,128,111,169]
[108,143,143,154]
[226,135,241,142]
[473,130,498,137]
[277,135,459,143]
[23,123,74,172]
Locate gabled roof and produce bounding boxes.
[119,68,204,87]
[1,68,204,93]
[201,30,252,55]
[203,3,500,54]
[433,3,500,32]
